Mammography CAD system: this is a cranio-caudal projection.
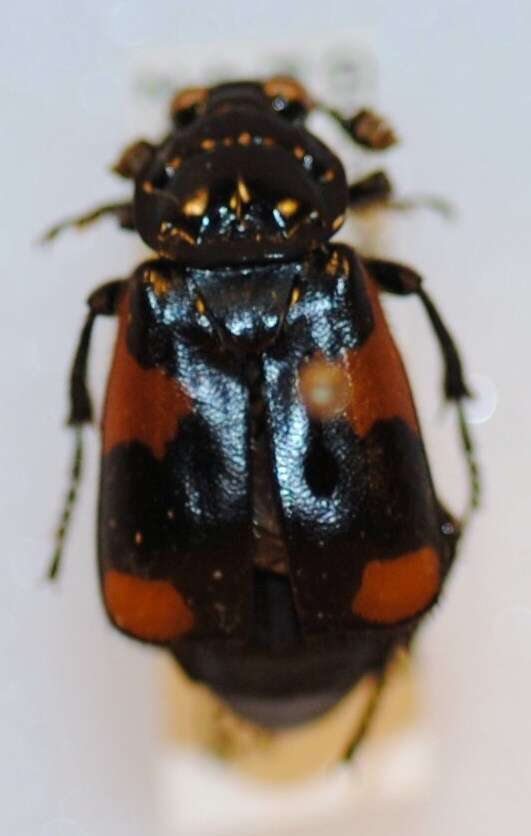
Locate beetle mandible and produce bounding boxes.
[45,76,479,755]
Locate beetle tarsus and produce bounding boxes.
[456,399,481,520]
[47,426,84,580]
[39,201,134,244]
[348,172,454,220]
[388,194,455,220]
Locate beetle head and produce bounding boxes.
[133,78,348,267]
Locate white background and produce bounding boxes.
[2,2,530,834]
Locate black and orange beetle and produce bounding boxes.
[46,76,479,753]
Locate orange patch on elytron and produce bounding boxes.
[102,294,192,458]
[104,569,195,641]
[352,546,440,624]
[298,354,351,421]
[345,273,418,437]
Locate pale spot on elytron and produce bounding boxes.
[298,355,351,421]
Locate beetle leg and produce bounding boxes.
[40,202,134,244]
[348,169,394,211]
[387,193,455,219]
[342,668,387,761]
[47,279,126,580]
[437,502,461,571]
[364,257,481,522]
[348,171,454,219]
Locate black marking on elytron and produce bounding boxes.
[99,430,253,640]
[261,414,446,635]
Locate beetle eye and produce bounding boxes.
[263,76,312,120]
[170,86,208,126]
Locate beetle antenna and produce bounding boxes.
[319,104,398,151]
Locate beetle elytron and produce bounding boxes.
[46,76,479,752]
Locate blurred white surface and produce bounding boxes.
[2,2,531,834]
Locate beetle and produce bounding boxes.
[46,76,479,755]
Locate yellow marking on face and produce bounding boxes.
[236,177,251,204]
[173,228,196,245]
[201,138,216,151]
[229,178,251,218]
[158,222,196,246]
[325,250,340,276]
[182,187,209,217]
[276,198,300,217]
[195,297,206,315]
[238,132,252,145]
[290,286,301,305]
[332,214,345,231]
[145,268,171,296]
